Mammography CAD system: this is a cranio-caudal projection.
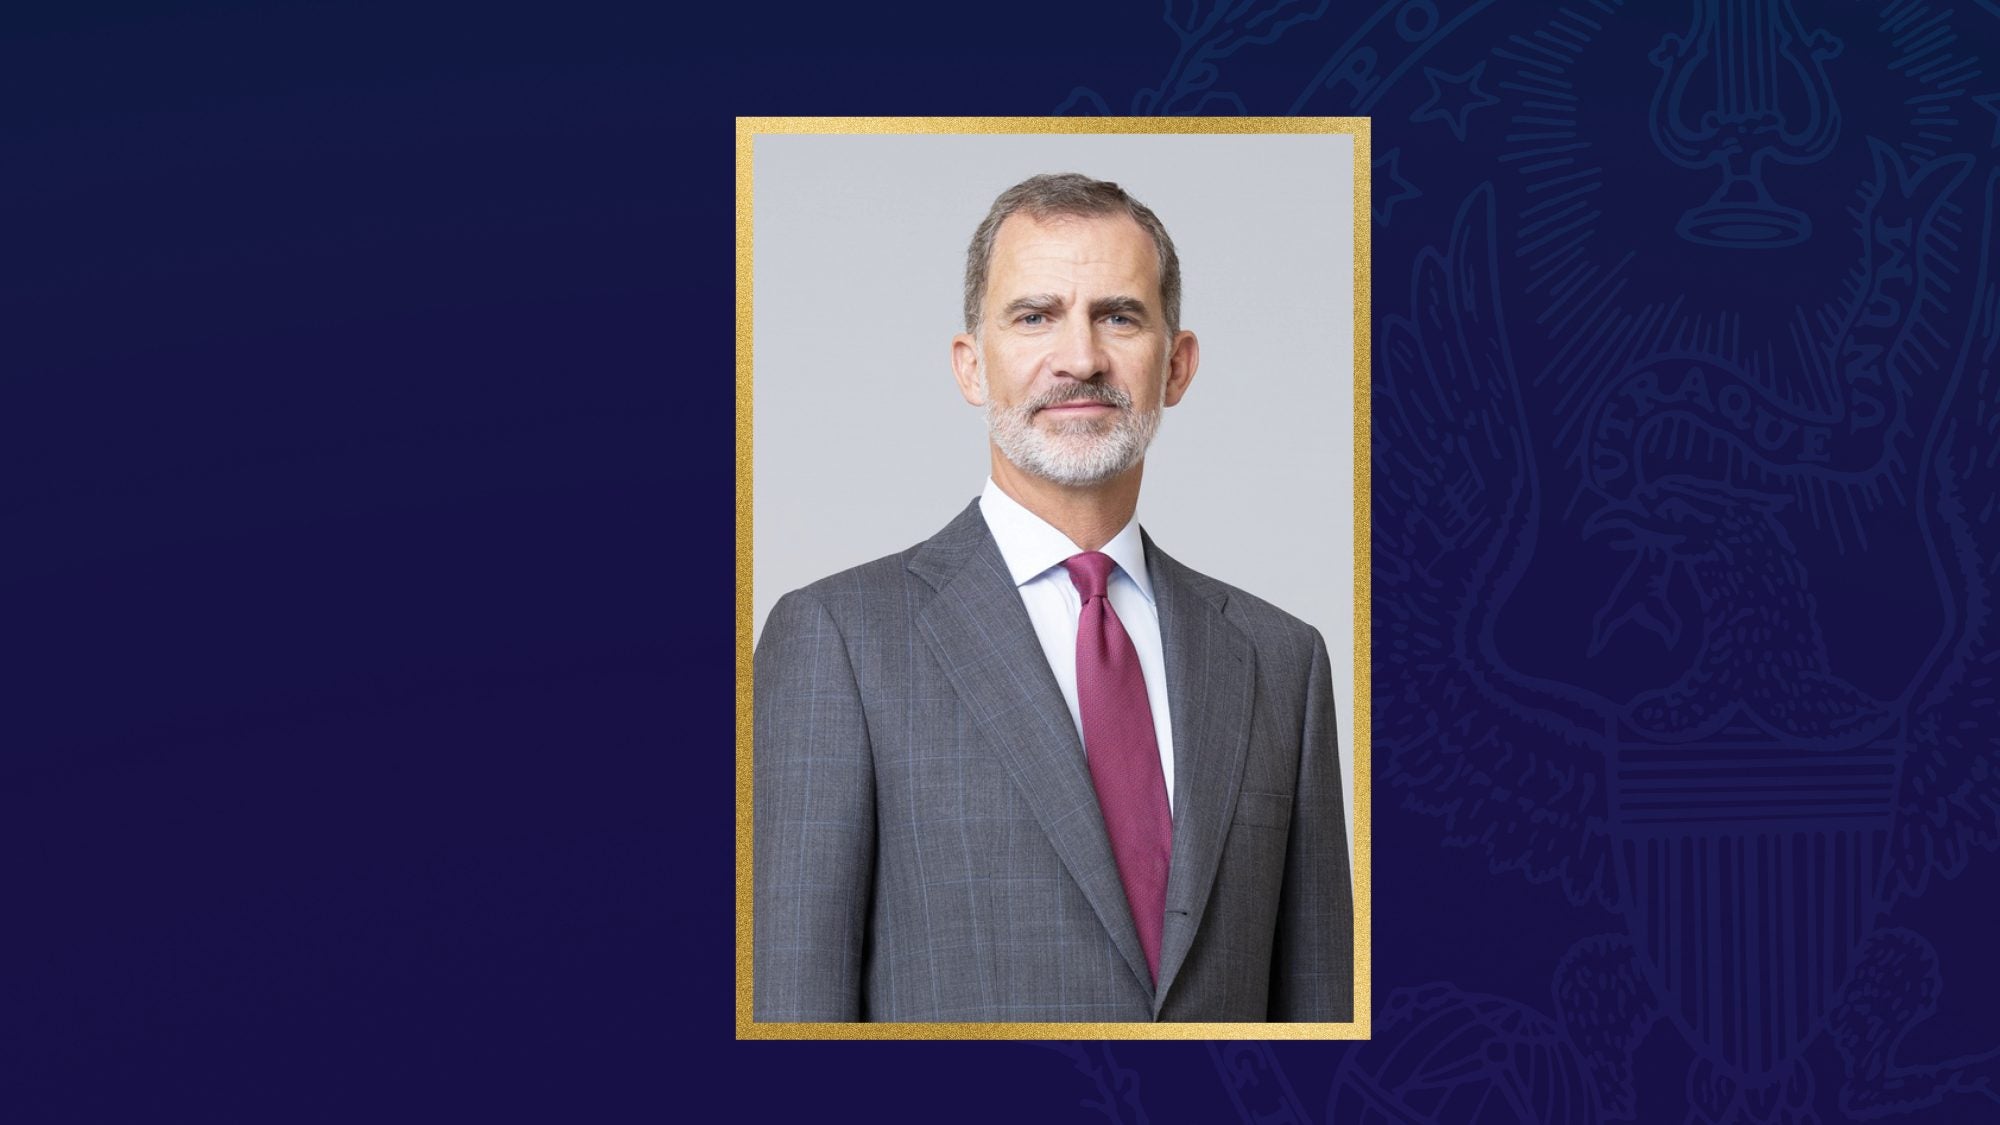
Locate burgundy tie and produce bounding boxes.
[1062,551,1173,982]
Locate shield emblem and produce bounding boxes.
[1610,723,1897,1079]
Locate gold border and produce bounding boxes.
[736,116,1372,1041]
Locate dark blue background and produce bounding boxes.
[10,2,2000,1122]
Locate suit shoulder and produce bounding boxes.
[1223,580,1323,645]
[782,549,915,601]
[763,541,931,634]
[1171,560,1326,663]
[768,502,986,621]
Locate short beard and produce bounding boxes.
[981,374,1163,487]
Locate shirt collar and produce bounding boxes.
[977,478,1155,605]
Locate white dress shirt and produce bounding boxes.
[977,478,1176,811]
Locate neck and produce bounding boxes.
[990,449,1143,552]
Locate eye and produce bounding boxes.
[1018,312,1048,326]
[1103,314,1133,326]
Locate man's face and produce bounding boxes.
[951,211,1198,488]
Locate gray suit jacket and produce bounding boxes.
[752,501,1352,1022]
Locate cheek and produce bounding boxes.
[1115,346,1170,394]
[1116,339,1167,369]
[982,349,1041,394]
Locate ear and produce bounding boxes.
[1162,329,1199,407]
[951,332,985,406]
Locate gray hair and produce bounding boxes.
[962,172,1182,336]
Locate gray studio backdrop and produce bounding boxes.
[750,131,1358,853]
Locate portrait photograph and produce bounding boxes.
[735,118,1369,1039]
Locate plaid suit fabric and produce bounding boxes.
[752,502,1352,1023]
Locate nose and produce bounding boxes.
[1048,313,1108,381]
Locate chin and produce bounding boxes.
[1021,443,1144,487]
[989,403,1160,488]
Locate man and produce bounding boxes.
[753,173,1351,1022]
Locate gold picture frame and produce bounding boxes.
[736,116,1371,1040]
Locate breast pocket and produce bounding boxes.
[1233,789,1294,833]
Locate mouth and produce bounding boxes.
[1581,496,1656,540]
[1581,510,1634,540]
[1032,388,1127,417]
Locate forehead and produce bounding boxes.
[985,212,1161,299]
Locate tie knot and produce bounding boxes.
[1062,551,1117,601]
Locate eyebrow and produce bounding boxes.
[997,294,1152,321]
[999,293,1064,320]
[1089,296,1150,321]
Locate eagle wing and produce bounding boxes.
[1890,166,2000,907]
[1376,184,1620,910]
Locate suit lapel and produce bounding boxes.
[910,502,1155,996]
[1145,534,1256,1014]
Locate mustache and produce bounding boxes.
[1027,384,1133,412]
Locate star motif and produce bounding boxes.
[1975,90,2000,148]
[1411,61,1499,143]
[1374,148,1420,225]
